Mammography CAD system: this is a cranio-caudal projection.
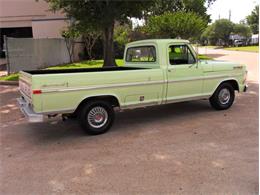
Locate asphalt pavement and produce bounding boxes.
[0,49,259,194]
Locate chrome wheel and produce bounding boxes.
[218,88,231,105]
[87,106,108,128]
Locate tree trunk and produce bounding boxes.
[65,38,73,63]
[103,21,116,67]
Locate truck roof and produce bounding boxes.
[127,39,190,46]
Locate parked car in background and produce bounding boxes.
[18,39,248,135]
[234,40,245,47]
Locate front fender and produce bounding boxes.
[211,78,240,95]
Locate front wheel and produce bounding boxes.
[79,100,115,135]
[209,83,235,110]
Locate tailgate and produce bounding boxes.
[19,71,32,101]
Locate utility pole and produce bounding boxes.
[229,9,231,21]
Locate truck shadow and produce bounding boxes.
[113,82,259,134]
[113,100,212,132]
[27,100,213,143]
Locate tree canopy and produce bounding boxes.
[46,0,216,64]
[212,19,234,45]
[200,19,252,46]
[200,25,216,45]
[246,5,259,34]
[46,0,154,67]
[145,11,207,40]
[148,0,216,22]
[233,23,252,39]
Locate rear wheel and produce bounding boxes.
[209,83,235,110]
[79,100,115,135]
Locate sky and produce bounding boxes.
[207,0,259,23]
[132,0,258,27]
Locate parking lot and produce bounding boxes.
[0,49,258,194]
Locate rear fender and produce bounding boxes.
[75,94,121,113]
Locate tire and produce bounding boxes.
[209,82,235,110]
[79,100,115,135]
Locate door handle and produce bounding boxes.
[168,69,172,72]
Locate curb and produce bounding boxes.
[0,80,18,86]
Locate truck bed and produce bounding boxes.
[24,67,148,75]
[19,65,163,114]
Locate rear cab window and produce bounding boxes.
[126,46,156,63]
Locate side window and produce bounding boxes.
[126,46,156,62]
[169,45,196,65]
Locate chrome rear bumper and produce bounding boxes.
[17,97,44,122]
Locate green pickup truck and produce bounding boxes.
[18,39,248,135]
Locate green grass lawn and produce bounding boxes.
[0,56,212,81]
[47,59,124,70]
[198,54,213,60]
[0,73,19,81]
[0,59,124,81]
[224,46,259,52]
[199,45,218,49]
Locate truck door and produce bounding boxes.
[166,44,203,102]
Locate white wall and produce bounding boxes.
[7,37,71,73]
[0,0,66,33]
[32,19,69,39]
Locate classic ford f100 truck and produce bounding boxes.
[18,39,248,135]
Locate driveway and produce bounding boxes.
[0,50,258,194]
[199,47,258,82]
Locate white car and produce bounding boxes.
[234,40,244,47]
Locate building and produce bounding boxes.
[250,34,259,45]
[0,0,69,57]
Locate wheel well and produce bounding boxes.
[74,95,120,115]
[219,80,239,91]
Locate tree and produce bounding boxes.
[114,21,132,47]
[82,30,101,60]
[113,22,132,58]
[233,23,252,39]
[75,24,102,60]
[211,19,234,46]
[201,20,252,46]
[246,5,259,34]
[148,0,216,22]
[61,28,80,63]
[148,0,184,16]
[46,0,154,67]
[129,26,149,41]
[145,11,207,40]
[200,25,217,45]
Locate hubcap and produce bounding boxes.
[218,88,231,105]
[87,106,108,128]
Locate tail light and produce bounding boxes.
[32,90,42,95]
